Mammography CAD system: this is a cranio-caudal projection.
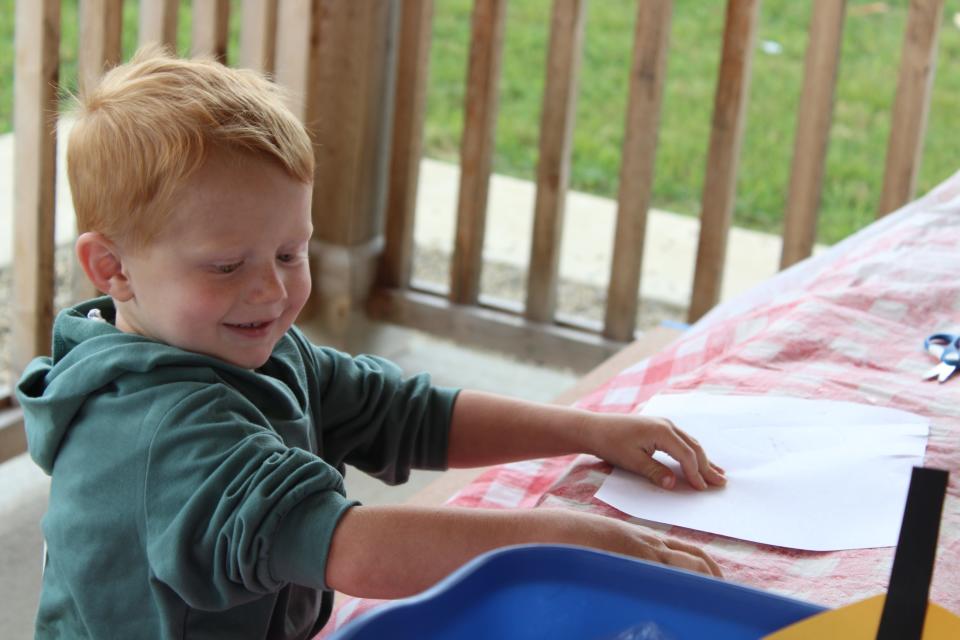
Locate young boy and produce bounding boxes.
[16,48,725,639]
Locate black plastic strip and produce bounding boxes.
[876,466,949,640]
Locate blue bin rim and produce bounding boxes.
[329,543,827,639]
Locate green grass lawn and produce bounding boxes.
[2,0,957,244]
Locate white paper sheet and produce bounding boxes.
[594,393,929,551]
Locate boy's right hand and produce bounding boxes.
[326,505,721,600]
[599,515,722,578]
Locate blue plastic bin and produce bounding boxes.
[329,544,825,639]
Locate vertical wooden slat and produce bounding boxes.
[780,0,846,269]
[603,0,673,341]
[687,0,760,323]
[877,0,944,217]
[74,0,123,303]
[78,0,123,94]
[192,0,231,62]
[139,0,179,50]
[524,0,587,324]
[380,0,435,289]
[449,0,507,305]
[240,0,279,74]
[274,0,319,125]
[13,0,60,375]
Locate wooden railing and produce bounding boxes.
[369,0,945,360]
[2,0,947,462]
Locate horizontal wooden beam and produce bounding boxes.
[367,287,627,373]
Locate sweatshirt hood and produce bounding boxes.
[15,298,254,474]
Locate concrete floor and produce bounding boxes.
[0,452,49,639]
[0,317,579,638]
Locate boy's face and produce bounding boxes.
[113,150,314,369]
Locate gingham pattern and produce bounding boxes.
[319,170,960,636]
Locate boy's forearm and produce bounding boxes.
[325,505,721,599]
[445,391,727,493]
[325,506,580,598]
[446,390,596,467]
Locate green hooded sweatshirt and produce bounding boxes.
[16,298,458,639]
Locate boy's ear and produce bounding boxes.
[75,232,134,302]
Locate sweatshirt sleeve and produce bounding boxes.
[143,385,356,610]
[305,341,460,485]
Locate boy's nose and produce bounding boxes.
[248,265,287,304]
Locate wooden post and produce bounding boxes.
[13,0,60,376]
[687,0,759,323]
[524,0,587,325]
[877,0,943,217]
[290,0,399,335]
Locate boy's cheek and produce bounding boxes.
[285,270,312,314]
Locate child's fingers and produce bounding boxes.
[653,427,707,490]
[676,429,726,487]
[663,538,724,578]
[634,456,678,490]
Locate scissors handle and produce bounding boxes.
[925,333,960,365]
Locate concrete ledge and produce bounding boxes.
[412,158,827,309]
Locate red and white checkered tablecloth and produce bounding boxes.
[320,170,960,635]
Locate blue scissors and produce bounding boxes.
[922,333,960,383]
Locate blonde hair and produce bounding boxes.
[67,46,314,248]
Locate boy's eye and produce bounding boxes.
[278,253,302,263]
[215,262,242,274]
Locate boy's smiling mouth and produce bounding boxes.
[223,320,275,337]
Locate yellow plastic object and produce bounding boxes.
[764,594,960,639]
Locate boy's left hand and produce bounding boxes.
[584,413,726,491]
